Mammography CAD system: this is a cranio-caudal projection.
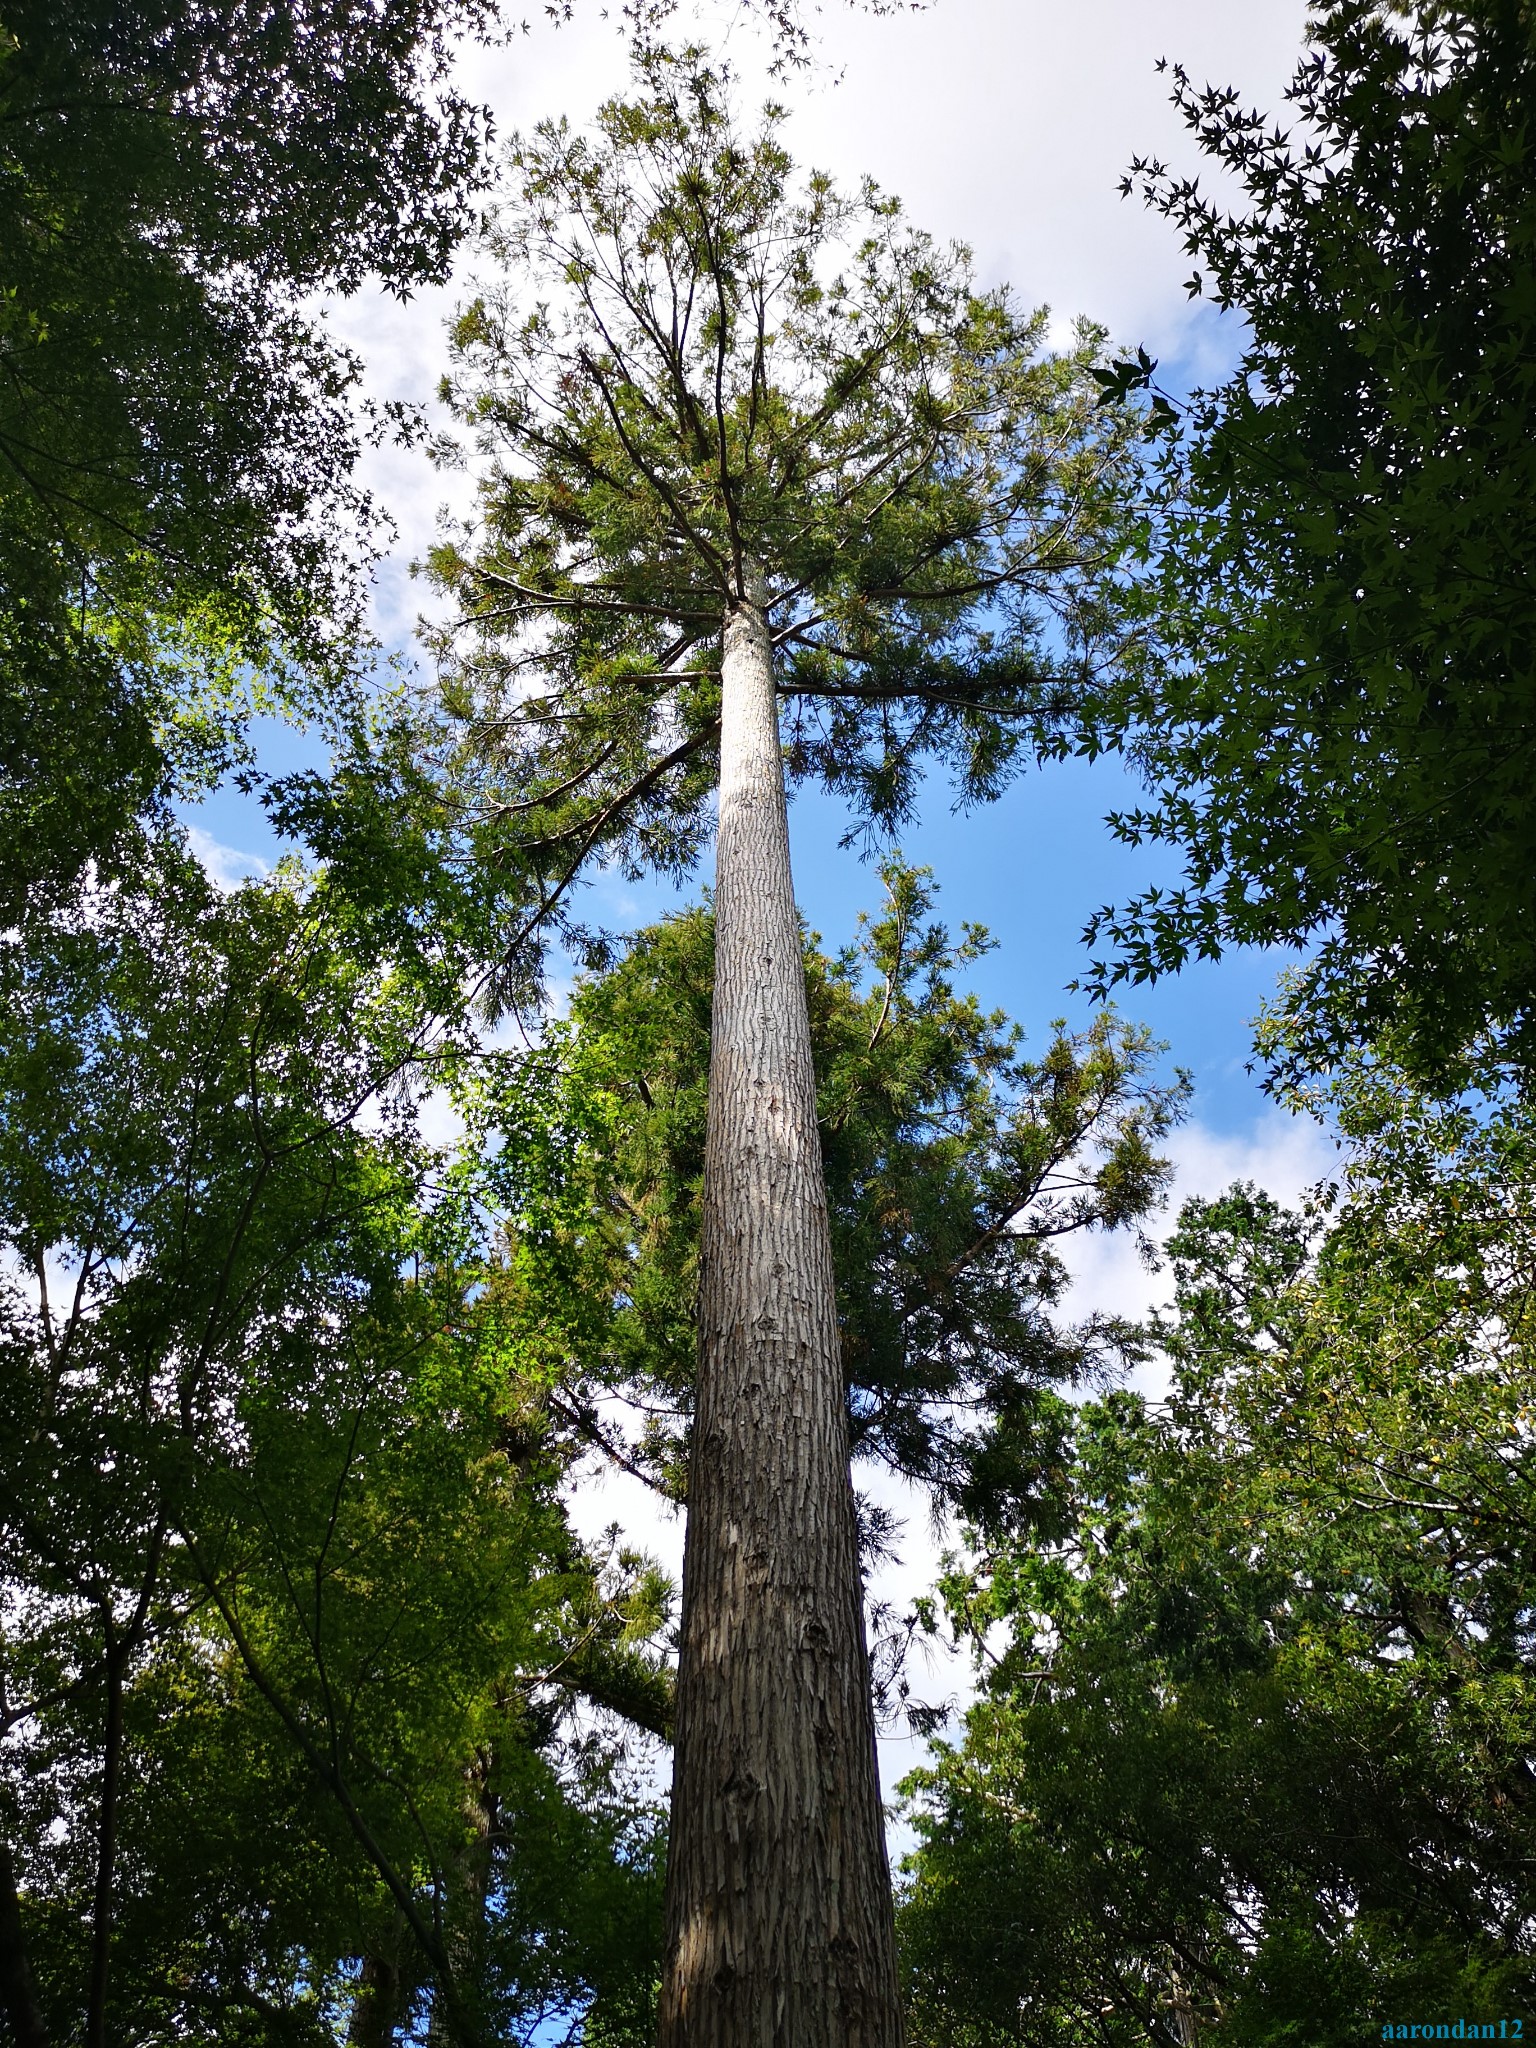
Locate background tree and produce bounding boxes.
[430,51,1145,2046]
[485,868,1184,1521]
[0,0,524,913]
[0,754,675,2047]
[1086,0,1536,1082]
[899,1038,1536,2044]
[0,0,941,919]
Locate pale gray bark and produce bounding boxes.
[657,586,904,2048]
[84,1642,126,2048]
[1168,1967,1198,2048]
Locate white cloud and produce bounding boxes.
[787,0,1308,355]
[414,1084,468,1152]
[564,1454,688,1586]
[1061,1105,1339,1393]
[184,825,269,891]
[859,1463,977,1830]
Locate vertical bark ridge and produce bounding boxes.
[658,587,904,2048]
[426,1756,495,2048]
[84,1642,125,2048]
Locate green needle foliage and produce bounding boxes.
[898,1042,1536,2044]
[427,49,1145,942]
[466,864,1186,1532]
[1086,1,1536,1082]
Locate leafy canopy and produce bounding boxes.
[899,1044,1536,2043]
[0,0,503,911]
[1086,1,1536,1081]
[0,803,670,2045]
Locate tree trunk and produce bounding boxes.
[1169,1969,1198,2048]
[657,585,904,2048]
[0,1827,49,2048]
[347,1953,402,2048]
[85,1641,126,2048]
[426,1756,496,2048]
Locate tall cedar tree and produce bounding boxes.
[430,55,1143,2048]
[1087,0,1536,1082]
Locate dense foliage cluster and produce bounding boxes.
[0,803,675,2044]
[1087,0,1536,1081]
[0,0,507,916]
[484,871,1183,1507]
[899,1050,1536,2039]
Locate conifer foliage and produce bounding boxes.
[429,53,1143,945]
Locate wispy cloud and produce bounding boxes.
[184,825,270,892]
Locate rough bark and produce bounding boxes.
[657,586,904,2048]
[0,1827,49,2048]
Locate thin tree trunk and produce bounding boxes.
[348,1952,402,2048]
[1169,1970,1198,2048]
[657,584,904,2048]
[426,1755,495,2048]
[84,1641,125,2048]
[0,1827,48,2048]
